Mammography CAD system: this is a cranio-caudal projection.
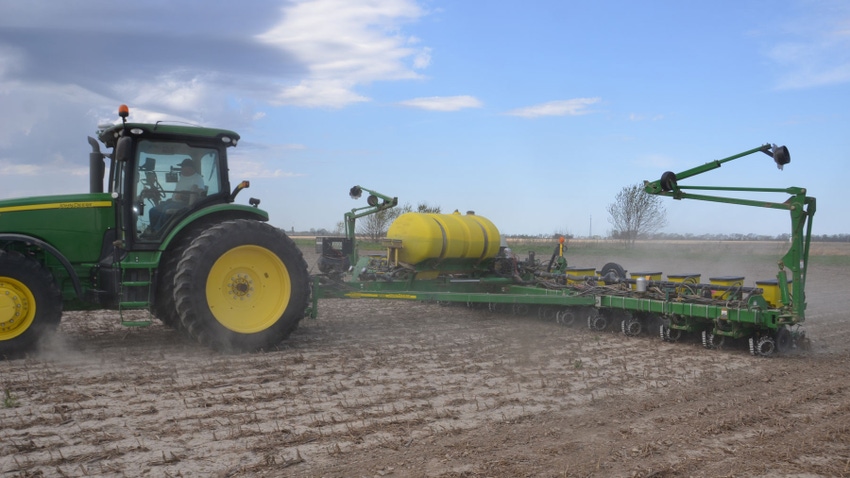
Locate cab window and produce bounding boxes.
[132,140,221,238]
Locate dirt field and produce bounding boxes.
[2,243,850,477]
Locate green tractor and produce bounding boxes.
[0,105,310,357]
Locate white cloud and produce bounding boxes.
[230,159,306,180]
[130,74,212,112]
[398,95,482,111]
[413,47,432,69]
[0,161,42,176]
[629,113,664,121]
[0,82,111,149]
[767,4,850,89]
[257,0,429,108]
[274,79,369,109]
[0,45,24,80]
[633,153,676,169]
[505,98,600,118]
[0,157,89,199]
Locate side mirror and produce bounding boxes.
[115,136,133,163]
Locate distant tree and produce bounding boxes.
[358,209,396,241]
[356,202,442,241]
[607,183,667,248]
[416,202,441,214]
[358,203,412,241]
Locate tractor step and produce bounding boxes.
[118,302,154,327]
[118,264,154,325]
[122,280,152,287]
[118,301,150,309]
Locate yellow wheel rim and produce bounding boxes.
[206,245,292,334]
[0,277,36,341]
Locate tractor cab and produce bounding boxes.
[95,106,242,246]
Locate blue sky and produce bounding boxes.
[0,0,846,237]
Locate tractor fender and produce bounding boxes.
[160,204,270,252]
[0,233,84,299]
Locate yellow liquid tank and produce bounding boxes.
[386,212,501,265]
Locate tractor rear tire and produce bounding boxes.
[173,220,310,351]
[0,251,62,358]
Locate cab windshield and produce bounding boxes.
[132,139,221,239]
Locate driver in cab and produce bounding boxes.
[148,158,204,233]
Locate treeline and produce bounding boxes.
[645,232,850,242]
[506,232,850,242]
[293,229,849,243]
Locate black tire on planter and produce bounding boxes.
[775,326,793,354]
[600,262,627,284]
[172,220,310,351]
[0,250,62,358]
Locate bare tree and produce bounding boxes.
[358,208,401,241]
[416,202,441,214]
[357,202,441,241]
[607,183,667,248]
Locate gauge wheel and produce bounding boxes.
[0,251,62,358]
[173,219,310,351]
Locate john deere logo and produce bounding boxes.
[0,201,112,213]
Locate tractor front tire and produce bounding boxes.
[154,230,200,329]
[0,251,62,358]
[173,220,310,351]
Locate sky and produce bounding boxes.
[0,0,847,237]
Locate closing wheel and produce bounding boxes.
[660,324,682,342]
[667,327,682,342]
[754,335,776,357]
[621,316,642,337]
[173,220,310,351]
[0,251,62,358]
[512,303,530,316]
[701,330,725,349]
[588,313,608,331]
[555,309,576,326]
[538,307,556,321]
[775,327,793,354]
[488,302,506,313]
